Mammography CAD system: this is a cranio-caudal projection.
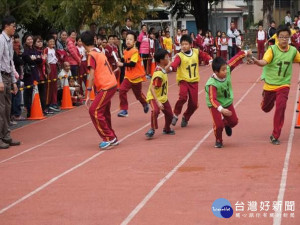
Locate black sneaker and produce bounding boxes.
[144,104,149,113]
[225,126,232,136]
[171,115,178,126]
[214,141,223,148]
[270,135,280,145]
[162,129,175,135]
[181,116,188,127]
[145,129,155,139]
[49,105,61,112]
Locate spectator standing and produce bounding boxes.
[227,22,239,59]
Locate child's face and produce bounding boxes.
[47,39,55,48]
[150,33,155,39]
[77,39,82,47]
[108,37,114,45]
[221,33,226,38]
[102,39,107,47]
[259,26,263,31]
[35,38,43,48]
[126,34,135,48]
[166,32,170,38]
[122,31,127,39]
[177,29,181,35]
[215,65,227,79]
[64,63,70,72]
[181,41,191,52]
[160,54,170,66]
[114,37,119,45]
[69,79,75,86]
[278,31,290,49]
[97,38,102,46]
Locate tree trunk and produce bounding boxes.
[191,0,209,32]
[263,0,274,29]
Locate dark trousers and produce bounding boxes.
[38,82,46,111]
[228,45,236,59]
[209,104,238,143]
[24,87,33,117]
[11,80,22,117]
[119,78,147,111]
[220,50,228,61]
[261,87,290,139]
[174,81,198,122]
[257,40,265,60]
[149,99,173,131]
[46,64,58,106]
[0,73,12,140]
[89,87,117,142]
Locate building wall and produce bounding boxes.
[253,1,263,23]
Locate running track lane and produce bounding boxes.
[1,64,298,224]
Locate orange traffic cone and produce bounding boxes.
[295,112,300,128]
[85,79,95,101]
[296,96,300,112]
[28,81,46,120]
[150,58,156,77]
[61,77,73,110]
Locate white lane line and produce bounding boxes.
[0,82,180,165]
[120,75,261,225]
[273,68,300,225]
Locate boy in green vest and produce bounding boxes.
[205,50,252,148]
[145,49,174,139]
[252,25,300,145]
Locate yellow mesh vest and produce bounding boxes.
[146,70,168,103]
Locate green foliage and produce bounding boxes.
[1,0,162,35]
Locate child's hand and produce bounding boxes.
[221,108,232,117]
[157,101,164,110]
[85,96,92,109]
[117,61,124,67]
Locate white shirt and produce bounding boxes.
[175,35,181,50]
[58,69,72,89]
[220,38,228,51]
[77,46,86,61]
[257,30,266,41]
[285,16,292,25]
[227,28,239,46]
[46,48,58,64]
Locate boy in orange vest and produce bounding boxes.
[81,31,119,150]
[116,31,149,117]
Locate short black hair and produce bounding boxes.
[121,29,127,34]
[126,30,137,41]
[76,36,81,42]
[276,24,291,36]
[141,24,147,29]
[46,35,55,42]
[154,49,169,63]
[68,29,76,36]
[90,22,96,27]
[108,35,114,40]
[125,18,132,22]
[49,28,57,35]
[212,57,227,72]
[271,20,276,24]
[14,33,20,39]
[2,15,16,30]
[180,34,192,44]
[101,36,108,41]
[80,31,94,46]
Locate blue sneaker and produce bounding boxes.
[162,128,175,135]
[144,104,149,113]
[99,141,111,149]
[118,110,128,117]
[145,129,155,139]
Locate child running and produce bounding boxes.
[81,31,118,150]
[167,34,212,127]
[116,30,149,117]
[205,49,252,148]
[252,25,300,145]
[145,49,175,139]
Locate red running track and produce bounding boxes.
[0,63,299,225]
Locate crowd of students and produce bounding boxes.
[1,15,300,150]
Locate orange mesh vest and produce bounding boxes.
[88,50,117,91]
[123,48,145,80]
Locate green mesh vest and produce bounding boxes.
[261,45,297,85]
[205,66,234,108]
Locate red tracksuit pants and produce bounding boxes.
[149,99,173,131]
[209,104,238,143]
[261,87,289,139]
[257,40,265,60]
[119,78,147,110]
[174,81,198,122]
[46,64,58,105]
[89,87,117,142]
